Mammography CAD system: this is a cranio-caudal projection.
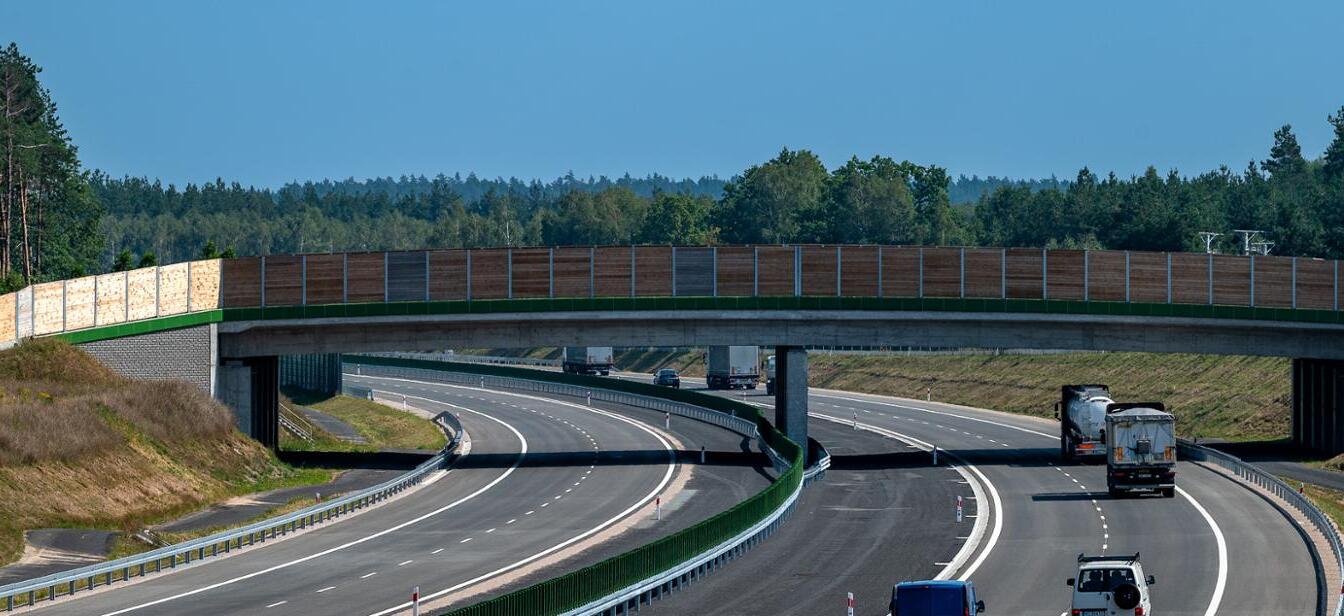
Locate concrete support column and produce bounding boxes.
[216,356,279,449]
[773,346,808,464]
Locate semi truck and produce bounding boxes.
[706,346,759,390]
[764,354,776,395]
[1105,403,1177,498]
[1056,384,1115,462]
[562,346,614,376]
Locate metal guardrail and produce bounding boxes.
[1179,440,1344,616]
[0,413,462,612]
[344,356,809,616]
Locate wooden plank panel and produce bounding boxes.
[964,248,1003,299]
[634,246,673,297]
[1128,252,1167,304]
[32,282,63,335]
[222,257,262,308]
[881,247,919,297]
[63,276,96,330]
[553,247,592,299]
[189,259,221,311]
[674,247,714,296]
[158,263,190,316]
[1296,258,1335,310]
[469,249,509,300]
[263,256,303,307]
[1087,251,1127,302]
[305,254,345,305]
[387,251,428,302]
[800,245,838,296]
[95,272,127,326]
[1045,250,1085,301]
[511,248,550,299]
[127,268,158,320]
[1005,248,1044,299]
[840,246,879,297]
[1169,253,1209,305]
[756,246,795,296]
[594,246,632,298]
[716,247,755,297]
[15,288,31,339]
[1253,255,1292,308]
[0,293,14,343]
[429,250,468,301]
[922,247,961,298]
[1212,254,1251,306]
[346,252,386,303]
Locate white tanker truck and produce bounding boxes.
[1056,384,1114,462]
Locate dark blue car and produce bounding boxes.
[890,580,985,616]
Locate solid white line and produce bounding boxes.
[359,377,679,616]
[98,402,529,616]
[1178,486,1228,616]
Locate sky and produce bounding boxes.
[3,1,1343,189]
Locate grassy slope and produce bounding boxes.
[0,340,331,567]
[472,347,1289,442]
[281,389,446,452]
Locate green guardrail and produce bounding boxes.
[50,295,1344,347]
[346,355,803,616]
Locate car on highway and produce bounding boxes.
[1066,552,1154,616]
[653,368,680,388]
[889,579,985,615]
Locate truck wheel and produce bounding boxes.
[1162,488,1175,498]
[1108,485,1122,498]
[766,385,774,395]
[600,371,609,376]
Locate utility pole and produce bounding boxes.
[1197,232,1222,254]
[1232,230,1263,256]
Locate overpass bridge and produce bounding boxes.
[4,244,1344,454]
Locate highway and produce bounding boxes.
[626,373,1319,616]
[29,375,765,616]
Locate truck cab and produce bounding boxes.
[1067,553,1154,615]
[889,580,985,616]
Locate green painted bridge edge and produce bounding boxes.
[347,355,804,616]
[49,295,1344,346]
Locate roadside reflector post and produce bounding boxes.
[655,496,662,521]
[956,495,964,523]
[846,591,855,616]
[852,413,858,430]
[402,394,407,410]
[479,376,484,388]
[412,586,420,616]
[586,391,592,406]
[700,446,706,464]
[926,386,931,401]
[665,412,670,430]
[932,446,939,466]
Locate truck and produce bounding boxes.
[706,346,759,390]
[1056,384,1114,462]
[562,346,614,376]
[889,580,985,615]
[764,354,776,395]
[1105,403,1177,498]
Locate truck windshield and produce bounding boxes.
[1077,568,1136,592]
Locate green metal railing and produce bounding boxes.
[347,356,803,616]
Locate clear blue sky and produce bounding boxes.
[4,1,1342,188]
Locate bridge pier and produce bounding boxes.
[773,346,809,463]
[1293,358,1344,455]
[217,356,279,449]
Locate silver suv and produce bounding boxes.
[1066,553,1154,615]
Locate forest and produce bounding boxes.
[5,41,1344,291]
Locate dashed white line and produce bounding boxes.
[459,537,472,543]
[266,601,288,608]
[316,586,336,593]
[361,572,378,579]
[397,560,413,566]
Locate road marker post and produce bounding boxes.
[402,394,407,410]
[846,592,855,616]
[932,445,939,466]
[586,390,592,406]
[479,376,485,388]
[700,446,706,464]
[926,386,931,401]
[411,586,420,616]
[655,496,662,521]
[956,495,963,523]
[853,413,858,430]
[665,412,670,430]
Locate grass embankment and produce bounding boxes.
[471,347,1290,442]
[280,389,446,452]
[0,339,332,567]
[1299,482,1344,531]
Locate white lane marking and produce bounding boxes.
[485,528,496,533]
[361,572,377,579]
[459,537,473,543]
[525,510,534,515]
[266,601,287,608]
[98,403,528,616]
[506,519,516,525]
[1178,486,1228,616]
[362,377,679,616]
[431,548,444,555]
[811,413,1000,582]
[397,560,413,566]
[817,393,1056,439]
[316,586,336,593]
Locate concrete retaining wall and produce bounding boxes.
[78,324,218,395]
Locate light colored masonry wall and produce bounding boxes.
[78,324,216,395]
